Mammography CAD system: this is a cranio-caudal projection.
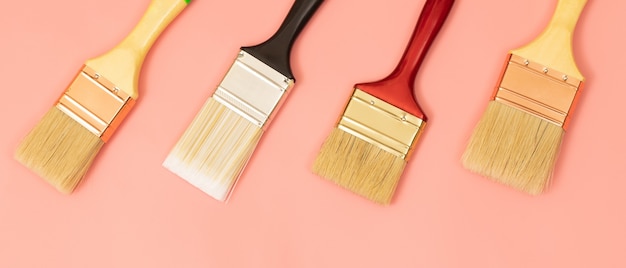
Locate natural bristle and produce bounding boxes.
[312,128,406,205]
[15,107,103,193]
[163,97,262,202]
[462,101,564,195]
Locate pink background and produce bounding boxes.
[1,0,625,267]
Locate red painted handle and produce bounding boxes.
[357,0,454,120]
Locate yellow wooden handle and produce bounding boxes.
[511,0,587,80]
[85,0,188,99]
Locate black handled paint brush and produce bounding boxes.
[312,0,454,204]
[163,0,325,202]
[15,0,190,193]
[462,0,587,195]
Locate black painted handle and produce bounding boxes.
[242,0,324,81]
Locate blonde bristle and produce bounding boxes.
[163,97,262,202]
[462,101,564,195]
[15,107,104,193]
[312,128,406,205]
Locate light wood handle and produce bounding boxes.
[85,0,188,99]
[511,0,587,80]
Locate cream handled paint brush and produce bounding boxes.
[15,0,190,193]
[462,0,587,194]
[163,0,324,202]
[312,0,454,204]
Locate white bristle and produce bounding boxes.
[163,97,262,202]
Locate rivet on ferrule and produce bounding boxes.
[55,65,136,142]
[337,89,425,160]
[492,54,583,130]
[212,50,293,130]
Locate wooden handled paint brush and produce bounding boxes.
[462,0,587,195]
[312,0,454,205]
[15,0,190,193]
[163,0,324,202]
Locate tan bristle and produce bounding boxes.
[312,128,406,205]
[15,107,104,193]
[163,97,262,202]
[462,101,564,195]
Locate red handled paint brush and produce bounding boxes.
[312,0,454,204]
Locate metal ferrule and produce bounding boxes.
[493,54,583,130]
[213,50,294,129]
[337,89,425,160]
[55,66,135,142]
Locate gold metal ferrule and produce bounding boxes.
[337,89,425,160]
[55,66,136,142]
[493,54,583,130]
[212,50,294,130]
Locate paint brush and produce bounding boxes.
[163,0,324,202]
[15,0,190,193]
[462,0,587,194]
[312,0,454,204]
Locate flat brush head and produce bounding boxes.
[15,66,135,193]
[462,54,583,195]
[14,0,187,193]
[312,89,425,204]
[163,97,263,202]
[462,0,588,194]
[313,0,454,204]
[462,101,564,195]
[313,128,408,205]
[15,107,104,193]
[163,50,293,202]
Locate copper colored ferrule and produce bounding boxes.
[55,66,136,142]
[492,54,583,130]
[337,89,425,160]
